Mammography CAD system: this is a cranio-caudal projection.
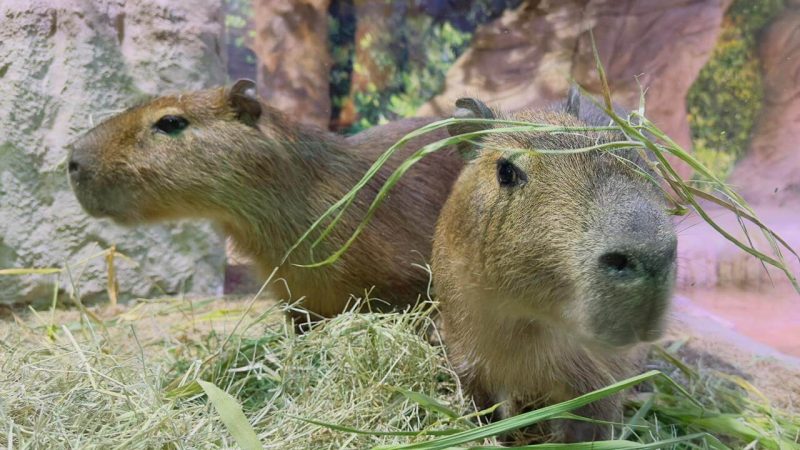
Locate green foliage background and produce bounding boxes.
[686,0,784,180]
[328,1,516,134]
[345,18,469,132]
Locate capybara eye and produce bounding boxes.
[496,158,527,187]
[154,115,189,135]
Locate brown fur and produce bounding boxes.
[68,82,463,319]
[432,107,677,443]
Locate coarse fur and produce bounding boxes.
[432,96,677,443]
[68,81,463,320]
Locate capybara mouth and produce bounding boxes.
[70,178,137,223]
[588,286,672,348]
[73,192,116,219]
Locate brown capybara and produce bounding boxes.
[68,79,463,322]
[433,93,677,443]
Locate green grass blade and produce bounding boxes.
[288,91,800,291]
[619,394,655,441]
[281,118,446,265]
[293,129,476,268]
[198,380,262,450]
[387,386,463,420]
[373,371,696,450]
[460,432,712,449]
[653,406,800,450]
[585,33,799,293]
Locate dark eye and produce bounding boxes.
[496,158,527,187]
[154,115,189,135]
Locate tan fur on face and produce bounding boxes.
[432,109,676,443]
[69,84,464,318]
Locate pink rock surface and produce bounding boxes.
[730,3,800,207]
[676,206,800,290]
[675,205,800,360]
[418,0,732,177]
[675,289,800,360]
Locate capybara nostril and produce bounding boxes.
[598,251,633,275]
[598,243,676,281]
[68,160,80,175]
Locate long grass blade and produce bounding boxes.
[198,380,262,450]
[373,370,698,450]
[460,432,713,449]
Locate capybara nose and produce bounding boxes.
[598,251,635,276]
[67,154,86,184]
[598,241,676,282]
[67,141,90,182]
[68,159,80,176]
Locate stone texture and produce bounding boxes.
[0,0,227,305]
[252,0,332,128]
[418,0,732,177]
[730,5,800,206]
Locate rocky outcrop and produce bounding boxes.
[730,2,800,206]
[0,0,227,305]
[252,0,332,128]
[419,0,732,176]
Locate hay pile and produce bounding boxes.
[0,297,471,449]
[1,295,798,449]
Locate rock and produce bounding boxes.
[670,292,800,411]
[0,0,227,306]
[729,6,800,206]
[419,0,732,177]
[675,206,800,290]
[252,0,332,128]
[120,0,228,93]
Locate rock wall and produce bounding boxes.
[0,0,227,305]
[418,0,732,177]
[730,0,800,206]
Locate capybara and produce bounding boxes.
[432,92,677,443]
[68,79,462,321]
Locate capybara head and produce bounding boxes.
[67,79,287,224]
[436,96,677,348]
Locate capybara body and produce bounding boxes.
[433,95,677,443]
[68,80,462,319]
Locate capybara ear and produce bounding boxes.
[228,79,262,126]
[565,84,581,118]
[448,97,495,158]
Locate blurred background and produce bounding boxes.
[1,0,798,360]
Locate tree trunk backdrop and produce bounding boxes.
[252,0,332,128]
